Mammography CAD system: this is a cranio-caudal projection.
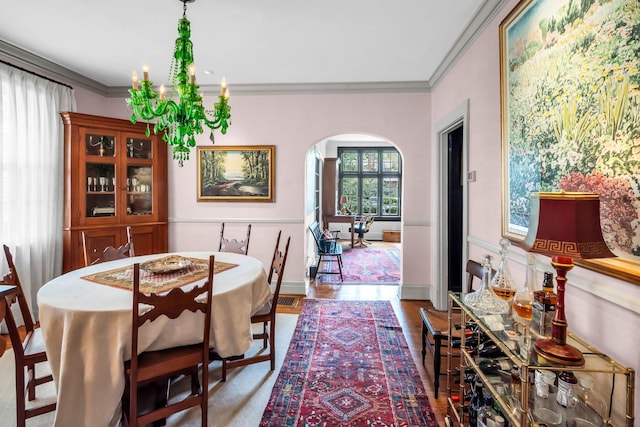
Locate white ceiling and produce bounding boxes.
[0,0,499,90]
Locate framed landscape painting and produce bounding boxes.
[499,0,640,283]
[197,145,275,202]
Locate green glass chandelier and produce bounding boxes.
[126,0,231,166]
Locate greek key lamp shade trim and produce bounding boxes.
[523,192,615,260]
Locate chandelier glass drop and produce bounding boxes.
[126,0,231,166]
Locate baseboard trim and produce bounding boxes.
[399,283,430,300]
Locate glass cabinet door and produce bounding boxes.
[126,137,152,159]
[86,162,116,218]
[83,130,117,219]
[85,133,116,157]
[124,133,154,217]
[126,165,153,216]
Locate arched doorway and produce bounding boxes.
[304,133,404,290]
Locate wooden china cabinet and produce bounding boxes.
[60,112,168,272]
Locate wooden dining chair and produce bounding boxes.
[221,231,290,382]
[218,222,252,255]
[419,259,488,397]
[1,244,56,427]
[82,230,135,266]
[122,256,215,427]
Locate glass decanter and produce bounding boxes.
[491,238,516,303]
[464,254,509,316]
[513,253,537,324]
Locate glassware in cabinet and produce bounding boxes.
[85,162,116,218]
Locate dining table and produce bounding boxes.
[37,251,273,427]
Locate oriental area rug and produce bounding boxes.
[260,299,438,426]
[317,247,401,285]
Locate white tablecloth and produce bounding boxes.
[37,251,273,427]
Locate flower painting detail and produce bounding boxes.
[501,0,640,271]
[197,146,275,202]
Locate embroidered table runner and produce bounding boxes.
[82,255,238,293]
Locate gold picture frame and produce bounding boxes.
[197,145,275,202]
[499,0,640,284]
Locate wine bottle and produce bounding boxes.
[477,342,506,358]
[475,357,511,375]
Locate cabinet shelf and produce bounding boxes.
[447,292,634,427]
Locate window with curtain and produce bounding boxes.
[338,147,402,218]
[0,62,76,321]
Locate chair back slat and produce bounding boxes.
[91,242,134,265]
[219,223,252,255]
[137,281,211,325]
[82,231,135,267]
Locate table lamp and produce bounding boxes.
[522,191,615,366]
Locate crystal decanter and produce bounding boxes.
[513,253,537,324]
[464,254,509,316]
[491,238,516,303]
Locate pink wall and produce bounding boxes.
[431,0,640,414]
[79,92,433,295]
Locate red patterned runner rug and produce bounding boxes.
[260,299,438,426]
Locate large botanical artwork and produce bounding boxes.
[197,146,275,202]
[500,0,640,283]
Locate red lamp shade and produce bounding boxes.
[523,192,614,260]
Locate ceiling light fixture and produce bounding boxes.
[126,0,231,166]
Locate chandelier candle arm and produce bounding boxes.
[126,0,231,166]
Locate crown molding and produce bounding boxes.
[429,0,508,88]
[106,81,431,98]
[0,40,109,96]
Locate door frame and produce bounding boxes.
[432,100,470,310]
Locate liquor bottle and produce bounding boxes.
[531,271,557,336]
[566,373,608,426]
[464,254,509,316]
[468,379,484,427]
[512,253,537,323]
[556,371,578,407]
[491,238,516,302]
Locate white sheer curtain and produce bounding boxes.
[0,62,76,322]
